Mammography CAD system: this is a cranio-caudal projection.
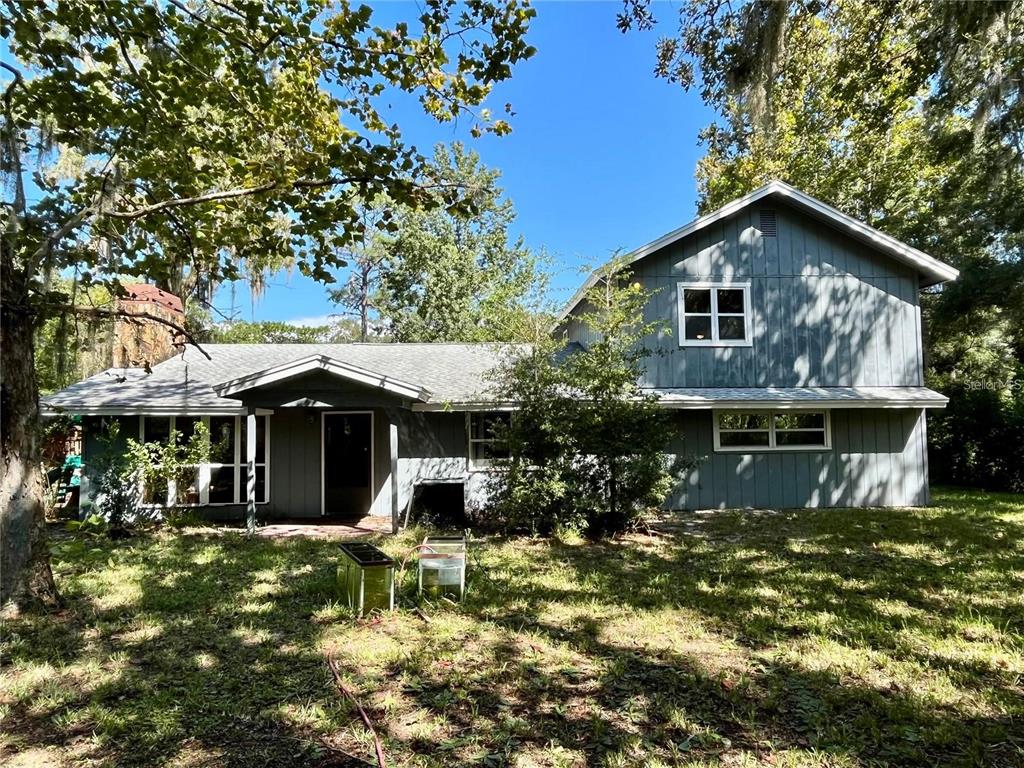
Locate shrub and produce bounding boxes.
[488,259,679,538]
[89,419,212,530]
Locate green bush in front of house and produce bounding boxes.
[488,259,678,538]
[89,420,214,531]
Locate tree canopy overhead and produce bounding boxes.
[1,0,535,608]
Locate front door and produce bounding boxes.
[323,412,372,519]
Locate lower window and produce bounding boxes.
[468,411,512,469]
[714,411,829,451]
[140,415,269,505]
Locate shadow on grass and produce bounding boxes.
[3,532,361,766]
[2,488,1023,766]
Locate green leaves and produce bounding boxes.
[490,264,674,538]
[3,0,535,316]
[371,142,545,343]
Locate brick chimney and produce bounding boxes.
[111,284,186,369]
[75,284,186,378]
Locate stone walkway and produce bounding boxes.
[252,517,392,539]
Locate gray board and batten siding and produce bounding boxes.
[563,199,934,509]
[563,202,925,390]
[666,408,930,509]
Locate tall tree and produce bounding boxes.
[327,198,390,342]
[0,0,534,609]
[373,142,542,342]
[619,0,1024,489]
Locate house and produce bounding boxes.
[43,181,957,525]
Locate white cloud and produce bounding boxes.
[287,314,336,328]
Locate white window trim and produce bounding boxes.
[677,281,753,347]
[713,410,831,452]
[139,415,270,507]
[466,411,511,472]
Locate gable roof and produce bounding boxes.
[557,180,959,322]
[42,343,524,415]
[213,354,432,401]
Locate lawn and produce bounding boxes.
[2,488,1022,768]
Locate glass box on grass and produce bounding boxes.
[337,542,395,615]
[418,536,467,600]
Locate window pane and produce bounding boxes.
[209,466,235,503]
[719,412,769,430]
[177,466,200,505]
[143,417,170,446]
[719,431,770,447]
[176,416,199,446]
[718,316,746,341]
[683,288,711,314]
[684,315,712,341]
[775,412,825,430]
[256,416,266,461]
[210,416,235,464]
[481,441,510,460]
[776,430,827,447]
[143,477,168,505]
[717,288,745,314]
[471,412,510,440]
[255,465,267,504]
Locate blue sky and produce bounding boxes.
[220,2,715,325]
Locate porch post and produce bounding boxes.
[389,418,399,534]
[246,409,256,535]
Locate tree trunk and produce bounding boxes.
[1,265,60,611]
[359,264,370,343]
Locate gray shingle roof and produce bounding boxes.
[42,344,948,414]
[43,343,526,414]
[646,386,948,408]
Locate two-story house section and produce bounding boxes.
[558,181,958,509]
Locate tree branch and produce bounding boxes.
[106,181,280,220]
[66,305,212,361]
[106,175,380,220]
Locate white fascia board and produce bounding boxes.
[39,405,272,416]
[214,354,432,401]
[556,180,959,322]
[656,398,947,410]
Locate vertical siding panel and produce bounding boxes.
[701,414,716,508]
[688,414,704,508]
[778,210,792,277]
[846,409,863,505]
[916,409,929,504]
[794,453,811,507]
[763,216,779,276]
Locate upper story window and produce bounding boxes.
[714,410,830,452]
[677,282,752,346]
[468,411,511,470]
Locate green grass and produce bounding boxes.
[2,488,1023,767]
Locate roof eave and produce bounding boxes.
[213,353,432,402]
[655,398,947,410]
[40,404,272,416]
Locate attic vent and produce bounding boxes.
[759,209,778,237]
